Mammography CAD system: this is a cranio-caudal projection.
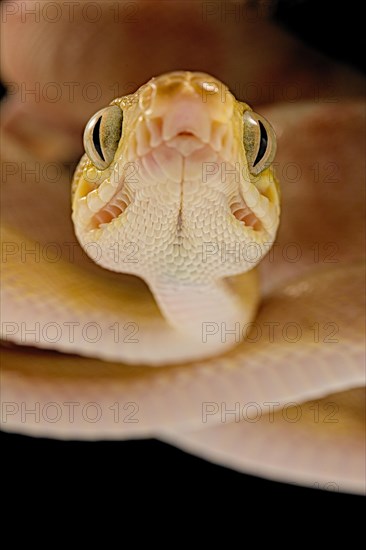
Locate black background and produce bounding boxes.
[1,0,365,515]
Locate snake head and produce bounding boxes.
[72,71,280,284]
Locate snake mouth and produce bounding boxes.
[92,190,130,227]
[91,193,129,229]
[230,198,261,230]
[166,133,206,156]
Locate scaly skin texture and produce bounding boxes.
[72,72,280,357]
[1,0,365,491]
[1,99,364,493]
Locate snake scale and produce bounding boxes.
[1,72,364,494]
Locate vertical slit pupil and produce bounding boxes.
[253,120,268,167]
[93,117,105,161]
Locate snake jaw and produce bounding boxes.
[165,135,205,157]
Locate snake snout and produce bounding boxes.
[140,72,234,150]
[162,98,212,143]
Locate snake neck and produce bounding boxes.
[149,274,259,348]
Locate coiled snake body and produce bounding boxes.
[1,72,364,493]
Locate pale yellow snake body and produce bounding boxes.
[1,72,365,493]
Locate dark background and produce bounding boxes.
[1,0,365,512]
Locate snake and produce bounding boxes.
[1,72,364,493]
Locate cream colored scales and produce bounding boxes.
[1,72,364,492]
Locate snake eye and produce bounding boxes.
[83,105,123,170]
[243,111,276,175]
